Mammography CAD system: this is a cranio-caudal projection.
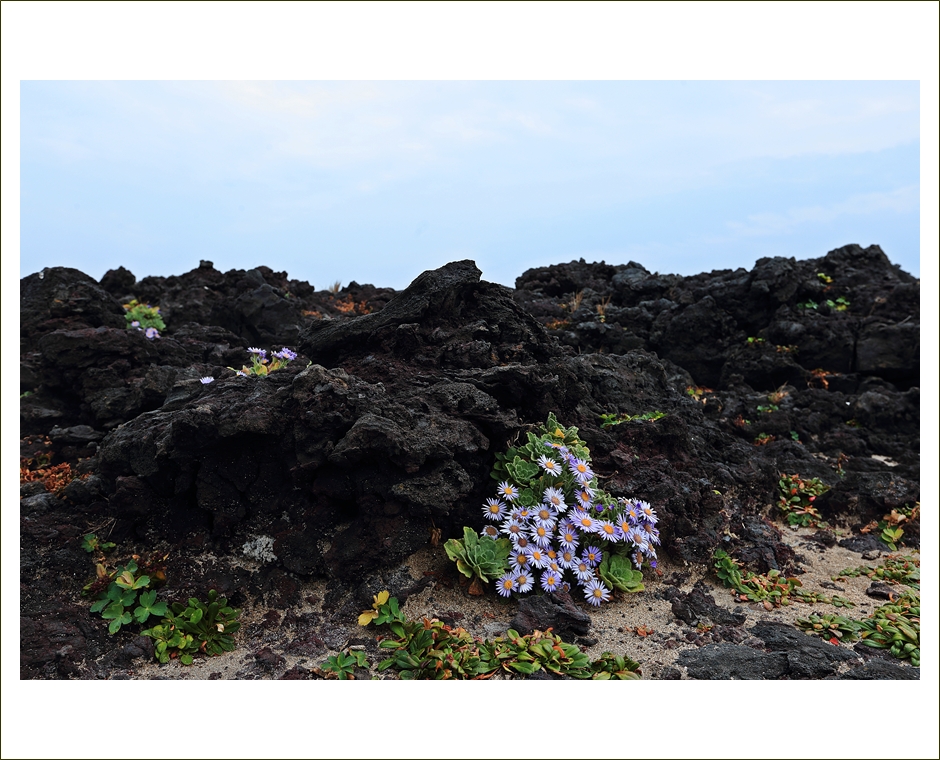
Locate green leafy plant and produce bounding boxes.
[88,559,155,633]
[777,474,830,527]
[320,649,370,680]
[791,588,855,608]
[817,272,833,285]
[712,549,802,608]
[598,553,645,593]
[81,532,116,554]
[444,527,512,595]
[789,431,801,443]
[358,590,407,627]
[123,298,165,339]
[589,652,643,680]
[359,593,642,680]
[142,590,241,664]
[756,404,779,414]
[860,504,919,551]
[600,410,667,426]
[827,296,850,312]
[857,592,919,666]
[797,299,819,310]
[796,613,860,644]
[746,336,766,345]
[171,591,240,654]
[753,432,775,446]
[835,555,920,590]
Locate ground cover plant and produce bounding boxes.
[834,554,920,590]
[451,413,659,606]
[777,474,830,527]
[348,592,642,680]
[82,539,241,665]
[859,504,919,551]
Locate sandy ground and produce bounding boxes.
[126,520,918,681]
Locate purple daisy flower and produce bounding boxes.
[582,546,603,568]
[627,527,650,552]
[540,569,563,593]
[247,347,267,361]
[573,559,595,582]
[583,578,611,606]
[525,546,549,569]
[558,526,580,552]
[533,505,557,530]
[572,509,597,534]
[496,572,516,598]
[274,347,298,361]
[575,485,595,509]
[542,486,567,512]
[144,327,160,340]
[537,454,563,477]
[594,520,622,542]
[639,501,658,525]
[513,570,535,594]
[480,524,501,540]
[623,500,642,524]
[199,376,215,384]
[614,514,633,537]
[500,517,524,540]
[568,457,594,483]
[512,534,531,552]
[529,524,553,548]
[497,481,519,501]
[483,498,508,522]
[510,551,531,571]
[559,548,578,568]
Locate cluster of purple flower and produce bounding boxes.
[231,346,299,377]
[129,321,161,340]
[483,443,659,606]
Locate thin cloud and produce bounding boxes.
[724,185,918,238]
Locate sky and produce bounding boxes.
[3,4,938,760]
[17,79,923,289]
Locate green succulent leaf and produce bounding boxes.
[598,553,645,592]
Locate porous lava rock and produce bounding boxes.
[19,244,919,679]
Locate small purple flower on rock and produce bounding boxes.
[199,376,215,384]
[144,327,160,340]
[583,578,611,606]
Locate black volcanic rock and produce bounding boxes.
[19,246,920,679]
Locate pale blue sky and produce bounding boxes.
[19,80,921,288]
[4,4,938,758]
